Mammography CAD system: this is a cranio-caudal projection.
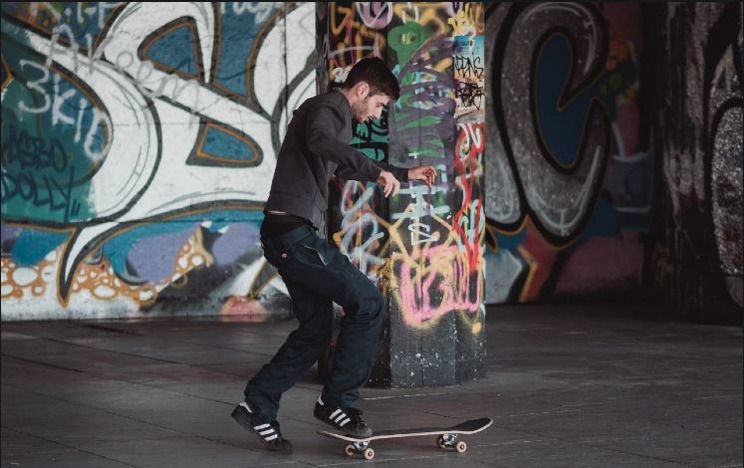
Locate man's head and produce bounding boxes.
[342,57,400,123]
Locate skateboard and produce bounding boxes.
[317,417,492,460]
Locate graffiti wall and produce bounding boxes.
[4,2,735,325]
[647,2,743,323]
[320,2,486,386]
[484,2,651,303]
[1,2,316,320]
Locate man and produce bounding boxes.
[231,57,437,453]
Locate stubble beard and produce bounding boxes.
[351,98,369,123]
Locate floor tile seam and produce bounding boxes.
[0,425,143,467]
[5,332,278,363]
[1,353,87,374]
[15,336,184,365]
[2,385,277,457]
[45,333,281,369]
[2,345,261,384]
[471,421,705,467]
[3,378,235,422]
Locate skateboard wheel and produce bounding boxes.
[363,448,375,460]
[345,444,356,457]
[436,435,446,448]
[456,441,467,453]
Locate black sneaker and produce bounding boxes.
[314,397,372,437]
[231,402,292,453]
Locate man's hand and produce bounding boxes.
[377,170,401,198]
[408,165,437,186]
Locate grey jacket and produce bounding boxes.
[264,90,408,230]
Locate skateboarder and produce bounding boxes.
[231,57,437,453]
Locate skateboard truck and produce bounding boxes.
[437,433,468,453]
[345,440,375,460]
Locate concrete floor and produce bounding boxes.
[1,301,742,467]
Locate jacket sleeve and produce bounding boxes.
[334,160,409,182]
[306,104,382,182]
[375,162,409,182]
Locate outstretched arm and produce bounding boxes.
[336,162,437,186]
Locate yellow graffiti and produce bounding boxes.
[1,56,12,91]
[382,204,485,332]
[149,227,215,292]
[71,255,159,306]
[1,254,53,299]
[328,3,387,79]
[2,227,214,309]
[448,3,484,36]
[393,3,451,35]
[448,9,475,37]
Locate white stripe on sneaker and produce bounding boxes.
[259,429,274,436]
[330,409,342,419]
[254,423,271,430]
[334,413,347,423]
[265,434,278,441]
[339,417,350,427]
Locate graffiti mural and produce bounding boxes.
[484,2,650,303]
[648,2,742,322]
[321,2,486,386]
[1,2,317,320]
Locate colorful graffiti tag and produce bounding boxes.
[1,2,316,320]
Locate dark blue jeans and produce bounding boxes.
[244,225,385,421]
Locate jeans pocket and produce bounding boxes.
[301,244,328,267]
[262,241,291,268]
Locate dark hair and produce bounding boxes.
[343,57,400,101]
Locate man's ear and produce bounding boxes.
[357,81,370,98]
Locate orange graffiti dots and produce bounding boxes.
[2,227,214,308]
[72,259,157,306]
[1,253,53,299]
[166,227,214,286]
[71,228,213,306]
[70,228,213,306]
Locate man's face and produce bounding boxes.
[351,92,391,123]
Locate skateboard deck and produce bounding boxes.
[318,417,492,460]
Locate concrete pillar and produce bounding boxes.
[645,2,743,324]
[319,2,486,386]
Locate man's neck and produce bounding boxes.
[340,87,355,108]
